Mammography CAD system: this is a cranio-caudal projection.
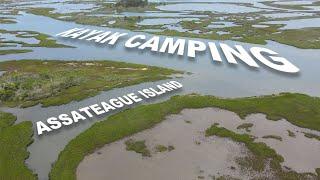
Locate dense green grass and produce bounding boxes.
[154,144,168,152]
[0,17,16,24]
[236,123,253,132]
[303,132,320,141]
[26,5,320,49]
[262,135,283,141]
[0,111,36,179]
[287,130,296,137]
[206,124,283,172]
[261,1,311,10]
[50,93,320,180]
[270,28,320,49]
[0,111,16,131]
[206,124,318,179]
[0,60,181,107]
[125,139,151,157]
[0,29,72,50]
[0,49,33,55]
[26,4,158,30]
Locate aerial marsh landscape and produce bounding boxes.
[0,60,180,107]
[1,0,320,180]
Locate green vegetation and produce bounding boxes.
[0,49,33,55]
[270,28,320,49]
[116,0,148,8]
[50,93,320,180]
[303,132,320,141]
[215,175,240,180]
[0,60,180,107]
[0,17,16,24]
[206,124,318,179]
[125,139,151,157]
[27,6,156,30]
[184,120,192,124]
[0,111,15,131]
[206,124,282,172]
[25,3,320,49]
[155,144,174,152]
[155,144,167,152]
[157,21,320,49]
[236,123,253,132]
[262,135,282,141]
[261,1,311,10]
[0,29,72,49]
[0,111,36,179]
[168,145,174,151]
[287,130,296,137]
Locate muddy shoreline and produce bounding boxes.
[77,108,320,180]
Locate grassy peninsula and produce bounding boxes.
[0,60,181,108]
[206,124,318,179]
[24,2,320,49]
[0,111,36,180]
[0,29,73,55]
[49,93,320,180]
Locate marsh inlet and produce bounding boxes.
[77,108,320,180]
[2,2,320,179]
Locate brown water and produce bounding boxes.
[77,108,320,179]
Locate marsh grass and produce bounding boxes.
[303,132,320,141]
[0,111,36,179]
[262,135,283,141]
[125,139,151,157]
[0,60,180,107]
[206,124,318,179]
[236,123,253,132]
[287,130,296,137]
[50,93,320,180]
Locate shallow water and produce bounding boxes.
[77,108,320,180]
[274,1,315,5]
[1,3,320,179]
[0,33,40,44]
[156,3,262,13]
[207,21,239,29]
[252,24,269,28]
[0,71,5,76]
[137,17,198,25]
[216,31,230,35]
[120,12,207,18]
[266,17,320,29]
[77,108,251,180]
[262,12,315,18]
[20,2,98,14]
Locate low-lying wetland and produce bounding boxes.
[50,93,320,180]
[77,107,320,180]
[17,0,320,49]
[0,111,36,180]
[1,1,320,180]
[0,60,181,108]
[0,29,73,55]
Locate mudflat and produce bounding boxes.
[77,108,320,180]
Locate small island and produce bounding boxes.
[116,0,148,7]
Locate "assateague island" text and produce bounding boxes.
[36,81,182,135]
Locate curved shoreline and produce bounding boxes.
[50,93,320,180]
[77,108,320,180]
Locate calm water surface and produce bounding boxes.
[0,7,320,180]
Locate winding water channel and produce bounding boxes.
[1,9,320,180]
